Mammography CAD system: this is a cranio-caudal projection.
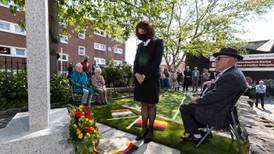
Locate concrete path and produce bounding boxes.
[252,96,274,122]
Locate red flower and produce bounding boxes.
[86,126,92,133]
[75,112,83,119]
[85,106,90,110]
[85,112,91,119]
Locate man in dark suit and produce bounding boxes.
[180,47,247,142]
[183,66,192,92]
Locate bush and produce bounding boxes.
[102,59,132,87]
[0,71,70,109]
[0,71,27,108]
[50,74,70,102]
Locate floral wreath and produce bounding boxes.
[67,105,100,154]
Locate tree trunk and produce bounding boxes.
[48,0,59,74]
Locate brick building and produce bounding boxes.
[0,2,125,73]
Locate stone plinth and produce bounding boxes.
[0,108,73,154]
[238,96,274,154]
[26,0,50,132]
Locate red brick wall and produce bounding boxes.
[0,6,25,23]
[0,32,25,47]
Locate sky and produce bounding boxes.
[125,8,274,65]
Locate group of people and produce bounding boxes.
[132,20,248,143]
[68,57,108,106]
[67,19,266,144]
[160,66,213,92]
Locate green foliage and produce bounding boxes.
[0,71,27,108]
[0,71,70,109]
[153,0,274,69]
[102,60,132,87]
[50,74,70,102]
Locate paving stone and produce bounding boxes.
[97,123,180,154]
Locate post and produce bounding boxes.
[25,0,50,131]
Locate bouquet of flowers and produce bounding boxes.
[67,104,100,154]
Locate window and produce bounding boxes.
[15,48,26,56]
[94,42,106,51]
[60,35,68,44]
[108,47,112,52]
[78,46,85,56]
[0,21,10,31]
[0,46,11,55]
[0,1,9,7]
[114,47,123,54]
[94,30,106,37]
[0,20,25,35]
[114,60,123,66]
[14,25,25,33]
[94,57,106,65]
[78,31,85,39]
[58,53,69,61]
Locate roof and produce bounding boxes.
[247,40,274,52]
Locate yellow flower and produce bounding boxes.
[77,133,83,139]
[89,119,94,125]
[76,128,81,135]
[72,124,77,129]
[79,105,84,109]
[79,105,85,112]
[86,133,91,137]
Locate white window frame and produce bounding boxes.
[15,48,26,57]
[78,31,85,40]
[0,44,27,58]
[94,30,106,37]
[108,47,112,52]
[58,53,69,62]
[0,20,26,35]
[114,60,123,66]
[60,35,68,44]
[0,21,10,31]
[94,57,106,65]
[94,42,106,51]
[114,47,123,54]
[78,46,86,56]
[14,24,24,33]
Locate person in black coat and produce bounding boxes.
[183,66,192,92]
[133,20,164,143]
[180,47,247,142]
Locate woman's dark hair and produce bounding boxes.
[135,20,155,39]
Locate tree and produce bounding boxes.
[152,0,274,70]
[0,0,167,73]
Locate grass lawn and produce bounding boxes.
[91,91,246,154]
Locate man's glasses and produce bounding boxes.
[215,56,231,61]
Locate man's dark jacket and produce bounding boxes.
[195,66,247,128]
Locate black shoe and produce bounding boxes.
[200,130,213,138]
[144,129,153,143]
[136,128,148,140]
[180,134,201,143]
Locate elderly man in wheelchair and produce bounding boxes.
[179,47,247,153]
[69,62,94,107]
